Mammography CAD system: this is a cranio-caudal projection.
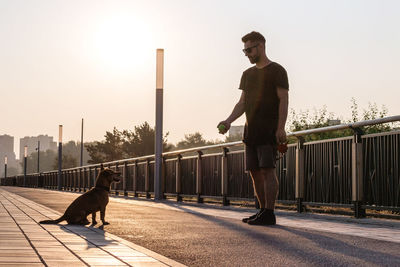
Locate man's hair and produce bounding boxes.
[241,31,266,44]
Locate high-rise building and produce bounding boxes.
[229,125,244,137]
[0,134,18,176]
[19,135,57,160]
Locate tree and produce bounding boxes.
[175,132,209,150]
[287,99,396,143]
[86,127,124,163]
[53,154,78,170]
[86,122,172,164]
[122,122,172,158]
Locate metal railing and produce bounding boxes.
[1,115,400,218]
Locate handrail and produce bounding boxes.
[287,115,400,137]
[24,115,400,174]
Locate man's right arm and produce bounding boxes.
[218,91,245,133]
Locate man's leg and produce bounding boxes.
[248,167,278,225]
[242,170,265,223]
[250,170,266,208]
[260,168,279,210]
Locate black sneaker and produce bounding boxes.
[242,209,264,223]
[247,210,276,225]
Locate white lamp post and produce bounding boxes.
[155,49,164,200]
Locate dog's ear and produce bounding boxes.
[100,164,104,171]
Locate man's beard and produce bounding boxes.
[248,55,260,64]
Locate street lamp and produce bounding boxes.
[24,146,27,186]
[58,125,63,190]
[80,118,84,167]
[4,156,7,178]
[154,48,164,200]
[35,141,40,173]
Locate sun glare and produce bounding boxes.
[92,15,154,72]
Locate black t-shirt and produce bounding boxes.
[239,62,289,145]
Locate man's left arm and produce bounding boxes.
[276,87,289,143]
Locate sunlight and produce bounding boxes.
[92,14,154,72]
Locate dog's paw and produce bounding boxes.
[102,221,110,225]
[92,221,98,225]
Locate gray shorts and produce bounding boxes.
[245,144,277,171]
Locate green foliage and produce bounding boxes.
[287,99,395,143]
[175,132,210,150]
[53,154,78,170]
[86,122,172,164]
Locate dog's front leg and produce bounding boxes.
[100,207,109,225]
[92,212,97,225]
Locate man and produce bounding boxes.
[218,31,289,225]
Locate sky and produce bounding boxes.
[1,0,400,158]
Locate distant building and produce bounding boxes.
[328,119,341,126]
[229,125,244,137]
[0,134,18,176]
[19,135,57,160]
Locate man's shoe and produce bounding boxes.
[242,209,264,223]
[247,210,276,225]
[242,213,257,223]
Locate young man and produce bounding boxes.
[218,31,289,225]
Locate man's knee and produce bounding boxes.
[259,167,276,177]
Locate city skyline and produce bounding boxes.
[1,0,399,157]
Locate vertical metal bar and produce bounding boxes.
[123,162,128,196]
[295,137,305,212]
[145,160,150,198]
[133,161,138,197]
[221,147,229,206]
[57,125,62,190]
[352,128,365,218]
[176,155,182,201]
[196,151,203,203]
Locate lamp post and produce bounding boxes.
[24,146,27,186]
[80,118,84,166]
[154,48,164,200]
[58,125,63,190]
[4,156,7,183]
[36,141,40,173]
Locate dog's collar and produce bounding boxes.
[95,185,110,192]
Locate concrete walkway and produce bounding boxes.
[0,188,186,267]
[1,187,400,266]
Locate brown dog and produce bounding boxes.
[40,166,121,225]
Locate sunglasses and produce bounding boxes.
[242,44,259,54]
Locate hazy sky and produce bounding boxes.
[1,0,399,157]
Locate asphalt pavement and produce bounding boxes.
[1,186,400,267]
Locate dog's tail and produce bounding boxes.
[39,215,66,224]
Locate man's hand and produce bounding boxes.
[276,128,287,144]
[217,120,231,135]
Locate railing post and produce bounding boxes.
[295,137,305,213]
[145,160,150,199]
[123,162,128,196]
[196,151,203,203]
[83,168,87,192]
[133,161,138,197]
[78,168,82,192]
[114,163,119,196]
[93,167,98,187]
[221,147,230,206]
[352,128,366,218]
[176,154,182,202]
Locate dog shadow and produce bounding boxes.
[54,222,117,250]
